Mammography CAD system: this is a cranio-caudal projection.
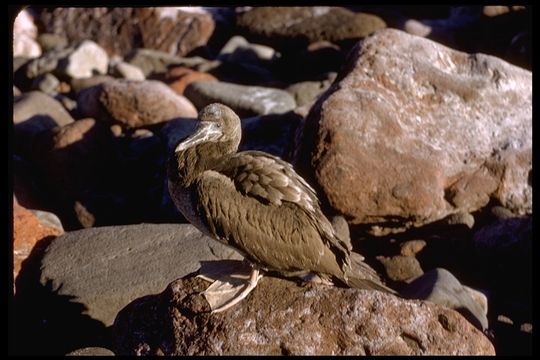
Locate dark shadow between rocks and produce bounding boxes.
[13,235,112,355]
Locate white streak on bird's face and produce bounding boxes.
[175,121,223,153]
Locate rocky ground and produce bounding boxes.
[10,6,531,355]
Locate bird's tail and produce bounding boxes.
[342,252,398,295]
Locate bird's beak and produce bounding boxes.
[175,121,223,153]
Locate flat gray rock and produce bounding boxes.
[184,81,296,117]
[400,268,488,330]
[39,223,242,326]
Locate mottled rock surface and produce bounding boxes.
[184,81,296,117]
[112,273,495,355]
[77,80,197,128]
[37,8,215,57]
[302,29,531,233]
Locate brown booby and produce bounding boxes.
[167,103,393,312]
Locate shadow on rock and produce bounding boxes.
[13,235,112,355]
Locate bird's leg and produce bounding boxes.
[211,265,263,313]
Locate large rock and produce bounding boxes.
[32,224,241,327]
[77,79,198,128]
[301,29,531,233]
[13,224,241,355]
[237,7,386,51]
[112,273,495,355]
[37,8,215,58]
[184,81,296,117]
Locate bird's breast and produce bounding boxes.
[167,179,215,239]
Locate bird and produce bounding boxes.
[167,103,394,312]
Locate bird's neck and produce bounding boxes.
[168,141,236,187]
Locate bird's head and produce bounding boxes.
[174,103,241,153]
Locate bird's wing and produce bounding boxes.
[215,150,350,266]
[218,151,318,212]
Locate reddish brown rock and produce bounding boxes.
[77,79,198,128]
[301,29,531,233]
[165,66,217,95]
[37,8,214,57]
[13,199,62,281]
[112,273,495,355]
